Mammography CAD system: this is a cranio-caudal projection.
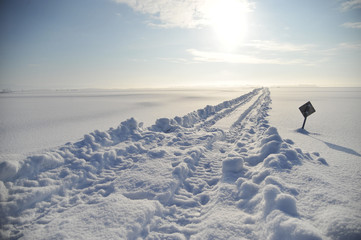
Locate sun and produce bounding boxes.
[208,0,249,51]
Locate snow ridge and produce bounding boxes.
[0,88,329,239]
[151,88,261,131]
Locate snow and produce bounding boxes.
[212,89,262,132]
[0,87,360,239]
[269,87,361,240]
[0,88,251,158]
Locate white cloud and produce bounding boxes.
[114,0,253,28]
[341,0,361,11]
[158,57,191,64]
[342,22,361,29]
[245,40,314,52]
[339,42,361,49]
[186,40,316,65]
[187,49,307,65]
[314,42,361,57]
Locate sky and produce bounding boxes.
[0,0,361,90]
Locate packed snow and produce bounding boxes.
[0,87,360,239]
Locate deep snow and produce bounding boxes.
[0,87,360,239]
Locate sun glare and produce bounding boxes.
[208,0,249,51]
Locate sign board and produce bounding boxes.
[299,101,316,118]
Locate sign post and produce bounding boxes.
[299,101,316,129]
[302,116,307,129]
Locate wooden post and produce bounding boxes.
[302,116,307,129]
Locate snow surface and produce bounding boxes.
[269,87,361,240]
[0,88,251,158]
[0,87,360,239]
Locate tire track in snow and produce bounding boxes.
[0,88,327,239]
[211,89,263,132]
[147,88,271,238]
[146,88,324,239]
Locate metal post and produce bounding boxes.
[302,116,307,129]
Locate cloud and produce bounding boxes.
[245,40,314,52]
[314,42,361,57]
[114,0,253,28]
[158,57,191,64]
[340,0,361,11]
[186,49,307,65]
[186,40,316,65]
[339,42,361,49]
[342,22,361,29]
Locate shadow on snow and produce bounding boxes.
[296,128,361,157]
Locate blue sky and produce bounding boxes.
[1,0,361,90]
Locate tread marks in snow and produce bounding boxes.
[0,88,326,239]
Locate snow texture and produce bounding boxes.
[0,88,252,157]
[0,88,360,239]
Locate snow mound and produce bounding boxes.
[222,155,244,173]
[0,88,339,239]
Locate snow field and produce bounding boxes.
[0,88,357,239]
[269,87,361,240]
[0,88,252,157]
